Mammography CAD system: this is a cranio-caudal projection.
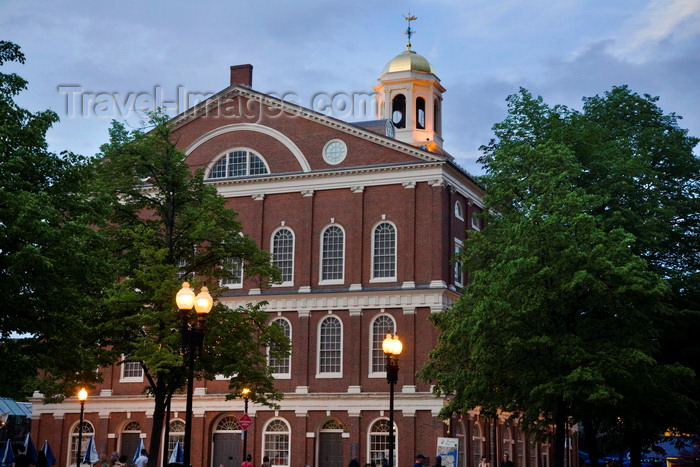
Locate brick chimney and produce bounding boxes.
[230,64,253,87]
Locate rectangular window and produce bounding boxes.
[221,259,243,288]
[121,360,143,382]
[229,151,247,177]
[454,239,464,287]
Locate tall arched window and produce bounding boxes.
[472,423,484,467]
[391,94,406,129]
[320,225,345,283]
[416,96,426,129]
[271,228,294,285]
[269,318,291,377]
[434,98,442,134]
[70,421,94,467]
[372,222,396,281]
[370,314,396,374]
[167,420,185,462]
[368,419,396,466]
[208,150,269,179]
[263,419,290,467]
[318,316,342,376]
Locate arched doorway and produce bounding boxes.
[120,421,142,464]
[212,416,242,467]
[318,419,343,467]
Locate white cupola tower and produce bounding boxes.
[374,14,446,153]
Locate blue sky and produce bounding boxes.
[3,0,699,176]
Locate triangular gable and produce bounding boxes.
[170,84,450,165]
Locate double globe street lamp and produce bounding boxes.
[382,333,403,467]
[176,282,213,467]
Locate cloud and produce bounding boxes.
[609,0,700,62]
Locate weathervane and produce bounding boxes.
[403,13,417,50]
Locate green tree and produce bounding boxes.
[0,41,115,400]
[93,112,286,467]
[420,88,699,467]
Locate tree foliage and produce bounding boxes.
[421,87,700,467]
[0,41,115,400]
[92,112,286,467]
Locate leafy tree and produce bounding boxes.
[421,88,699,467]
[93,112,286,467]
[0,41,115,400]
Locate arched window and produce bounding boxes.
[269,318,291,377]
[472,423,484,467]
[455,421,466,467]
[318,316,342,376]
[167,420,185,462]
[371,222,396,281]
[368,419,396,466]
[207,150,269,179]
[271,228,294,285]
[454,201,464,220]
[120,422,141,466]
[416,96,426,129]
[391,94,406,129]
[320,225,345,283]
[434,98,442,134]
[370,314,396,374]
[263,419,290,467]
[454,239,464,287]
[70,421,94,467]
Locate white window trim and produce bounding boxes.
[220,258,244,289]
[119,357,144,383]
[205,147,271,179]
[263,418,291,467]
[271,226,295,287]
[471,213,481,231]
[316,315,343,378]
[319,224,346,285]
[454,238,464,288]
[455,200,464,221]
[368,314,396,378]
[370,220,398,283]
[270,318,292,380]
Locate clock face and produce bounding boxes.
[323,140,347,165]
[392,110,403,125]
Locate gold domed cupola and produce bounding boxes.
[374,14,446,153]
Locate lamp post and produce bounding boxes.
[176,282,213,467]
[242,388,251,464]
[382,333,403,467]
[76,388,87,467]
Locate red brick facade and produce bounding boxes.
[29,55,576,467]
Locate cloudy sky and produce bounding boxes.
[3,0,699,176]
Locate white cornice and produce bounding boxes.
[219,287,458,314]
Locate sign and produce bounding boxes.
[238,413,253,431]
[437,437,459,467]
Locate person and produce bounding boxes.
[242,454,253,467]
[135,449,148,467]
[479,456,491,467]
[260,456,270,467]
[414,454,426,467]
[433,456,442,467]
[109,452,119,467]
[114,455,128,467]
[501,453,514,467]
[13,445,30,467]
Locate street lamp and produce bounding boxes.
[382,333,403,467]
[176,282,213,467]
[241,388,251,464]
[76,388,88,467]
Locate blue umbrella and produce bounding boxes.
[41,440,56,467]
[83,435,99,465]
[0,440,14,467]
[132,439,145,465]
[168,440,184,465]
[24,434,38,465]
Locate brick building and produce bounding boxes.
[30,43,572,467]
